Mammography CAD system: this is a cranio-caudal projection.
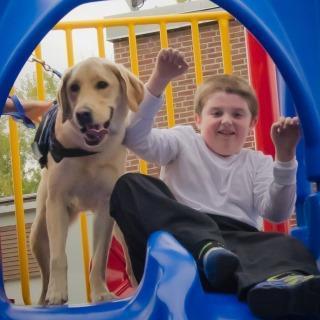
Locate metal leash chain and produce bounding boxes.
[29,56,62,78]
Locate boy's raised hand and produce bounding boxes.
[155,48,189,82]
[271,116,301,162]
[147,48,189,97]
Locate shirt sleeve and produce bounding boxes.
[253,155,297,223]
[124,87,180,165]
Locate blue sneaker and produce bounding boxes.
[202,246,240,290]
[247,273,320,319]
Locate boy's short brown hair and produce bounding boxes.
[194,74,258,119]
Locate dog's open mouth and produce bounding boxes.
[82,125,109,146]
[77,108,114,146]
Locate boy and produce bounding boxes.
[110,48,320,319]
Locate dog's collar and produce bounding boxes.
[50,135,98,163]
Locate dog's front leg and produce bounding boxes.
[90,204,115,302]
[45,196,69,305]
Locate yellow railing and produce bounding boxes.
[8,10,234,305]
[8,117,31,305]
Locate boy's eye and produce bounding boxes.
[211,111,223,117]
[233,113,243,118]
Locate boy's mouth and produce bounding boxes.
[217,130,235,136]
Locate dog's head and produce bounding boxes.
[57,57,144,147]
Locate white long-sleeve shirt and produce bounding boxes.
[124,88,297,230]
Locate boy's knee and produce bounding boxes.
[110,173,143,219]
[111,172,143,201]
[115,172,142,189]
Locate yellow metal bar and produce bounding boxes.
[65,28,92,301]
[65,29,74,67]
[219,19,233,74]
[8,118,31,305]
[80,212,91,302]
[159,21,169,47]
[128,24,139,76]
[54,11,232,30]
[96,26,106,58]
[191,19,203,85]
[34,46,46,100]
[160,22,175,128]
[128,23,147,174]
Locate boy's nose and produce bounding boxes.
[221,114,232,124]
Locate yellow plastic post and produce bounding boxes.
[160,22,175,129]
[65,30,92,301]
[218,18,233,74]
[65,28,75,67]
[191,19,203,85]
[96,26,106,58]
[80,212,91,302]
[34,46,46,101]
[8,118,31,305]
[128,23,148,174]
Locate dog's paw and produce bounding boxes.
[45,279,68,305]
[91,287,115,302]
[45,290,68,305]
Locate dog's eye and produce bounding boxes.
[96,81,109,89]
[70,83,80,93]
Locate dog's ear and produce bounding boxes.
[57,68,72,123]
[114,64,144,112]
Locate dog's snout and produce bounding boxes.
[76,110,93,126]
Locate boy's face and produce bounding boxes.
[195,91,257,157]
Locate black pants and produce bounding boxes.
[110,173,319,299]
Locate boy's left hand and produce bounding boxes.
[271,116,301,162]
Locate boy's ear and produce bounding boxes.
[195,113,201,130]
[250,117,258,129]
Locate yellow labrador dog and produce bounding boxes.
[30,57,143,305]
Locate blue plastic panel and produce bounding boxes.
[0,232,257,319]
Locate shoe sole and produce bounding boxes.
[247,276,320,318]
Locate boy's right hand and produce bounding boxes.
[147,48,189,97]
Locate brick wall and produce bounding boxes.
[113,19,255,176]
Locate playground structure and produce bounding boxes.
[0,0,320,319]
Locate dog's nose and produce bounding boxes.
[76,110,93,126]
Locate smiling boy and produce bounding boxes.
[110,48,320,318]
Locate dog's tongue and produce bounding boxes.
[85,128,108,145]
[86,128,108,140]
